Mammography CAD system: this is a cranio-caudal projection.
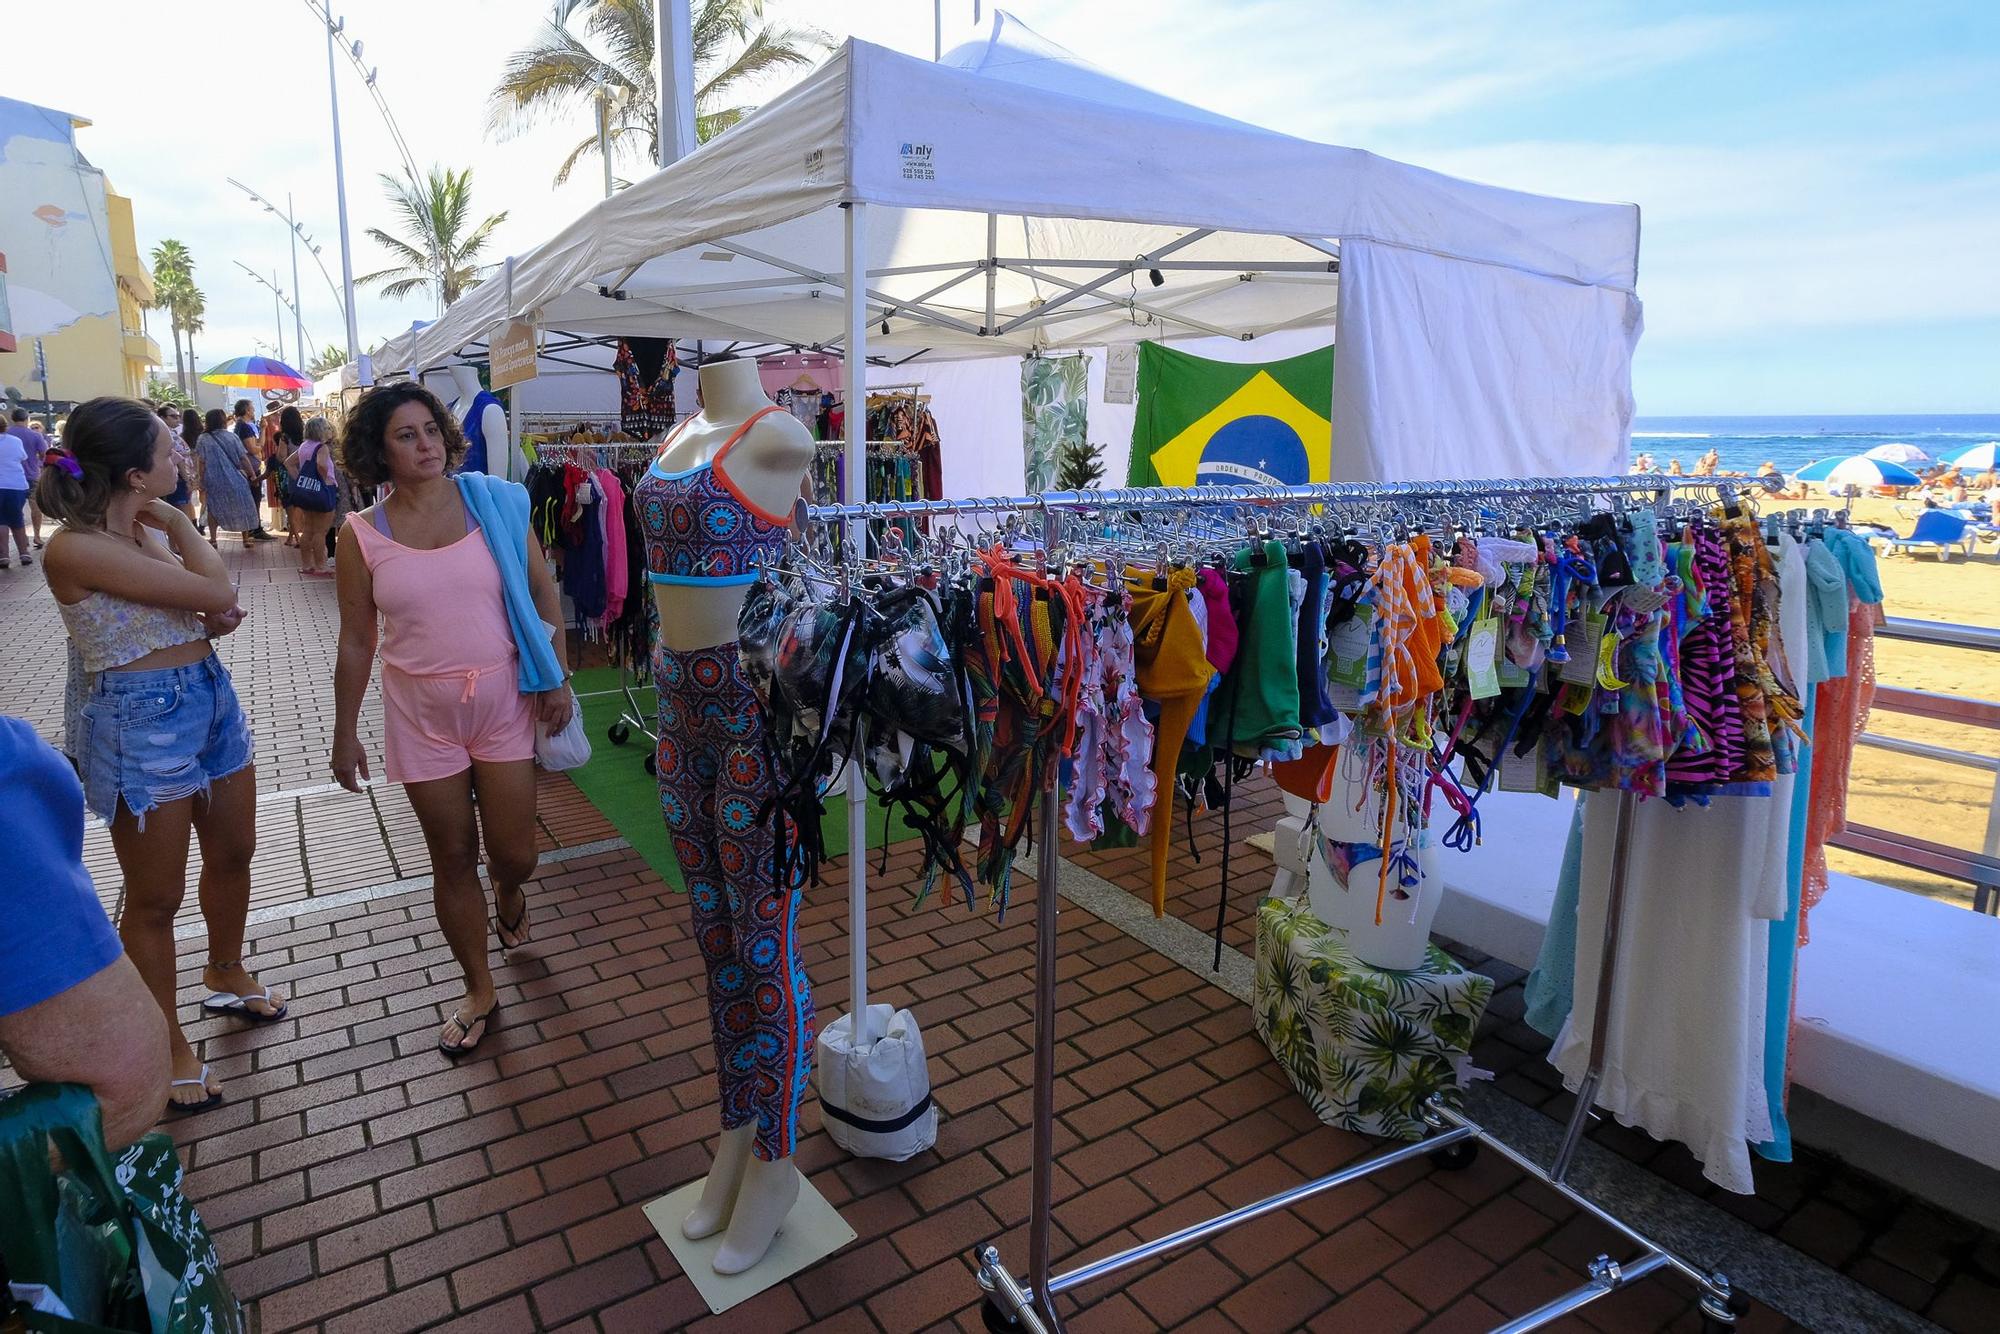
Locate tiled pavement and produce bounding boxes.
[6,541,1998,1332]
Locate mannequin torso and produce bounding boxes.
[648,359,813,650]
[448,364,508,477]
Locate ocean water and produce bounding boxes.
[1630,415,2000,475]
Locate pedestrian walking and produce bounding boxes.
[287,416,339,578]
[37,396,282,1113]
[330,383,571,1057]
[8,408,49,548]
[196,409,272,545]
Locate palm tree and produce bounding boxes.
[489,0,827,186]
[181,289,206,387]
[150,239,195,394]
[305,343,349,378]
[357,167,509,310]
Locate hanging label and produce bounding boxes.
[1327,615,1370,688]
[1465,615,1501,699]
[1558,682,1593,715]
[1497,654,1531,689]
[1499,740,1550,794]
[1558,611,1605,685]
[1103,344,1138,405]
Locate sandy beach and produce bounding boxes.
[1814,494,1998,906]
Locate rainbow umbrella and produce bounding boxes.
[201,355,313,391]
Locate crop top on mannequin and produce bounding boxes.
[633,406,792,586]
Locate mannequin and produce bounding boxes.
[447,363,507,477]
[636,357,815,1275]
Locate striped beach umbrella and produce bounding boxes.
[1794,455,1923,488]
[1941,442,2000,471]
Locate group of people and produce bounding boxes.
[1630,447,1724,477]
[1,383,573,1133]
[0,407,51,566]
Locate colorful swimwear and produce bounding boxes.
[655,640,812,1162]
[634,407,792,586]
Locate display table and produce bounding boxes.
[1253,896,1494,1140]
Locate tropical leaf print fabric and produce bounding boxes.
[1254,896,1493,1140]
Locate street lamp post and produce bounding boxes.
[318,7,363,379]
[226,178,349,329]
[286,193,306,366]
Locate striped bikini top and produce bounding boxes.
[633,406,792,586]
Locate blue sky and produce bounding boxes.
[970,0,2000,416]
[8,1,1994,416]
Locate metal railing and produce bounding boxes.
[1836,616,2000,914]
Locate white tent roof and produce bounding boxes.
[380,12,1636,374]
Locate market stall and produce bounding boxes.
[377,12,1642,487]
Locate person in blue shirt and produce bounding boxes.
[0,716,169,1144]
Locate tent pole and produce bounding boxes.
[843,201,874,1052]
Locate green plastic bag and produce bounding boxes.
[0,1085,243,1334]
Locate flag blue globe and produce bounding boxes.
[1194,415,1311,488]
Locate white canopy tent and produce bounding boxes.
[378,11,1643,483]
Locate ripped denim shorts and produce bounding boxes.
[75,653,254,826]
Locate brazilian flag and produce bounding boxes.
[1126,342,1334,489]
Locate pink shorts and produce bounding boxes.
[381,659,536,784]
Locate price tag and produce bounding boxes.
[1499,741,1550,794]
[1558,611,1605,685]
[1327,615,1370,688]
[1465,615,1501,699]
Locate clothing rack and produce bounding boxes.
[533,441,662,761]
[802,472,1773,1334]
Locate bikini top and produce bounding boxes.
[633,406,791,586]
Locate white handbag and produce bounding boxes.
[534,689,591,771]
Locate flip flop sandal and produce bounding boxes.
[167,1065,224,1115]
[200,987,289,1022]
[494,897,530,952]
[439,1005,498,1060]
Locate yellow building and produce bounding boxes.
[0,97,160,406]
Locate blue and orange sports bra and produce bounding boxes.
[633,406,792,586]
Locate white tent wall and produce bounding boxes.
[1331,241,1641,481]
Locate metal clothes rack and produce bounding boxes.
[534,440,666,768]
[802,473,1770,1334]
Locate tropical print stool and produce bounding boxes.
[1254,896,1493,1140]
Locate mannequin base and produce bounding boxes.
[643,1167,855,1315]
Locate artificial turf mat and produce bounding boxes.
[567,666,919,891]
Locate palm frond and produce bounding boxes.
[362,229,432,270]
[487,20,605,138]
[695,23,825,106]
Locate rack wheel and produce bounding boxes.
[1697,1291,1751,1332]
[980,1296,1025,1333]
[608,722,631,746]
[1428,1139,1479,1171]
[643,752,658,777]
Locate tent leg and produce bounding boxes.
[843,200,874,1051]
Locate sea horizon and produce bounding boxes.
[1628,413,2000,474]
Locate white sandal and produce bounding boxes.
[200,987,288,1021]
[167,1065,223,1114]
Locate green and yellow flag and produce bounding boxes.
[1126,342,1334,489]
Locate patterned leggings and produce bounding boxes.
[654,642,813,1162]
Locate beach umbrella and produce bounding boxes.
[1864,442,1932,467]
[201,355,313,391]
[1941,442,2000,471]
[1793,454,1922,488]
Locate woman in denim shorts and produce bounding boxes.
[38,397,283,1114]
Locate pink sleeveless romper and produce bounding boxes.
[347,509,536,783]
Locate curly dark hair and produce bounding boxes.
[339,382,467,488]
